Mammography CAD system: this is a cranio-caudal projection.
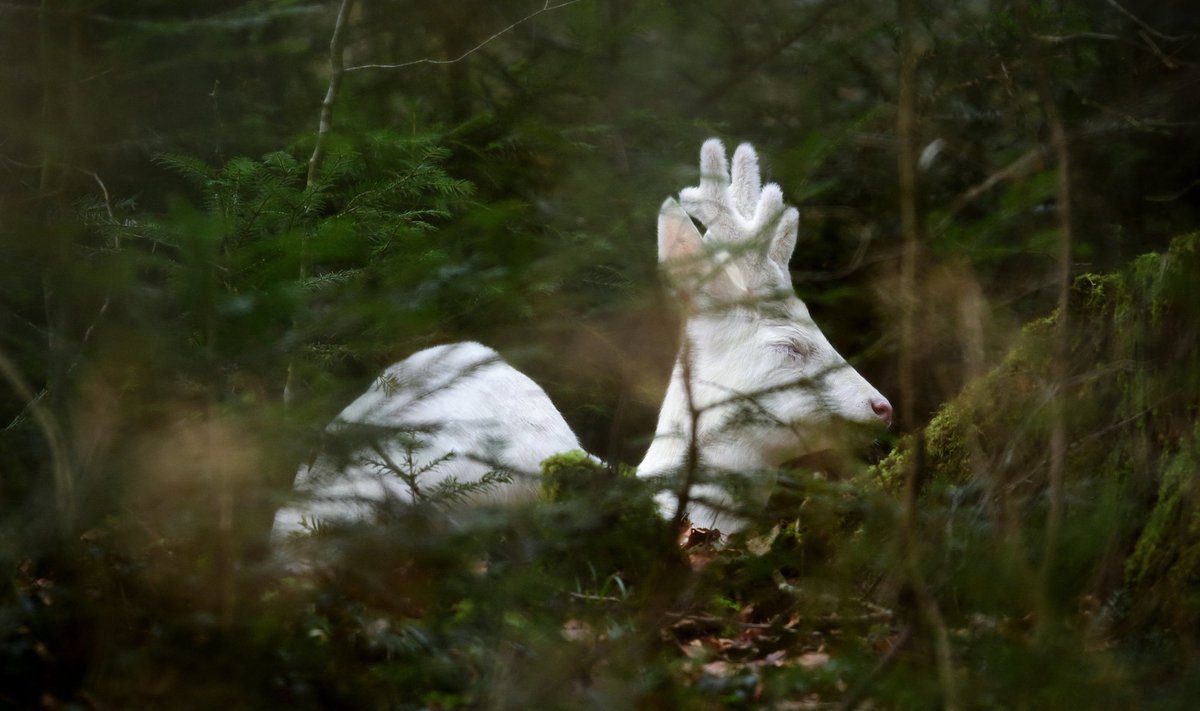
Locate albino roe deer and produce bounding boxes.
[272,139,891,540]
[271,341,582,538]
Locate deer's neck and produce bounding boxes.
[636,346,778,532]
[636,326,775,479]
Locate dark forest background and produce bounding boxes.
[2,0,1199,708]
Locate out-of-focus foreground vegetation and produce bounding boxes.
[2,0,1199,707]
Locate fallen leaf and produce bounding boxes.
[679,524,722,549]
[562,618,593,642]
[745,524,779,556]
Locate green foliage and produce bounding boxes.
[871,234,1200,703]
[3,0,1200,708]
[539,449,609,501]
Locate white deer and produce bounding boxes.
[271,341,582,539]
[638,138,892,531]
[272,138,891,540]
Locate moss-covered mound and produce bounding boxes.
[876,234,1200,636]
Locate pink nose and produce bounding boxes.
[871,397,893,425]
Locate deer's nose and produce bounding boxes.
[871,397,893,426]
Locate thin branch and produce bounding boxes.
[897,1,958,708]
[568,591,625,603]
[671,334,703,532]
[84,170,114,222]
[1106,0,1194,43]
[690,0,839,111]
[290,0,355,406]
[307,0,355,188]
[935,144,1050,234]
[1021,1,1075,642]
[1146,178,1200,202]
[1135,29,1179,70]
[838,626,914,711]
[0,1,322,30]
[0,348,73,531]
[896,0,920,436]
[790,225,879,283]
[1079,96,1183,134]
[1035,32,1120,44]
[344,0,585,73]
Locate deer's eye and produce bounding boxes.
[775,339,814,361]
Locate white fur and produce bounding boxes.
[644,139,891,531]
[271,342,581,539]
[273,139,892,541]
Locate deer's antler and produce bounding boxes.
[679,139,798,276]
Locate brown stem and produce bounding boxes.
[344,0,584,73]
[306,0,355,190]
[1019,0,1074,640]
[897,1,957,708]
[691,0,839,111]
[290,0,355,406]
[0,348,73,533]
[671,334,702,532]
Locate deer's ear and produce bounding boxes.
[659,198,744,304]
[768,206,799,273]
[657,198,703,265]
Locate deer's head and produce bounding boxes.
[653,139,892,473]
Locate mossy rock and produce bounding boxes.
[539,449,609,502]
[537,450,674,582]
[874,234,1200,635]
[1123,425,1200,632]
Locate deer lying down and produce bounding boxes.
[271,341,582,539]
[639,139,892,531]
[272,138,892,541]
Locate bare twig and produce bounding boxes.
[83,170,114,222]
[0,348,73,531]
[1035,32,1120,44]
[1020,1,1075,642]
[344,0,585,73]
[838,626,914,711]
[1136,29,1180,69]
[1147,178,1200,202]
[1106,0,1194,43]
[290,0,356,406]
[690,0,839,111]
[896,0,920,437]
[1081,96,1200,133]
[897,1,958,708]
[569,591,626,603]
[307,0,355,188]
[0,2,322,30]
[935,144,1050,233]
[671,335,703,531]
[790,225,877,283]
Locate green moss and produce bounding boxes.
[1123,425,1200,630]
[922,399,972,481]
[873,439,910,492]
[872,233,1200,634]
[539,449,607,502]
